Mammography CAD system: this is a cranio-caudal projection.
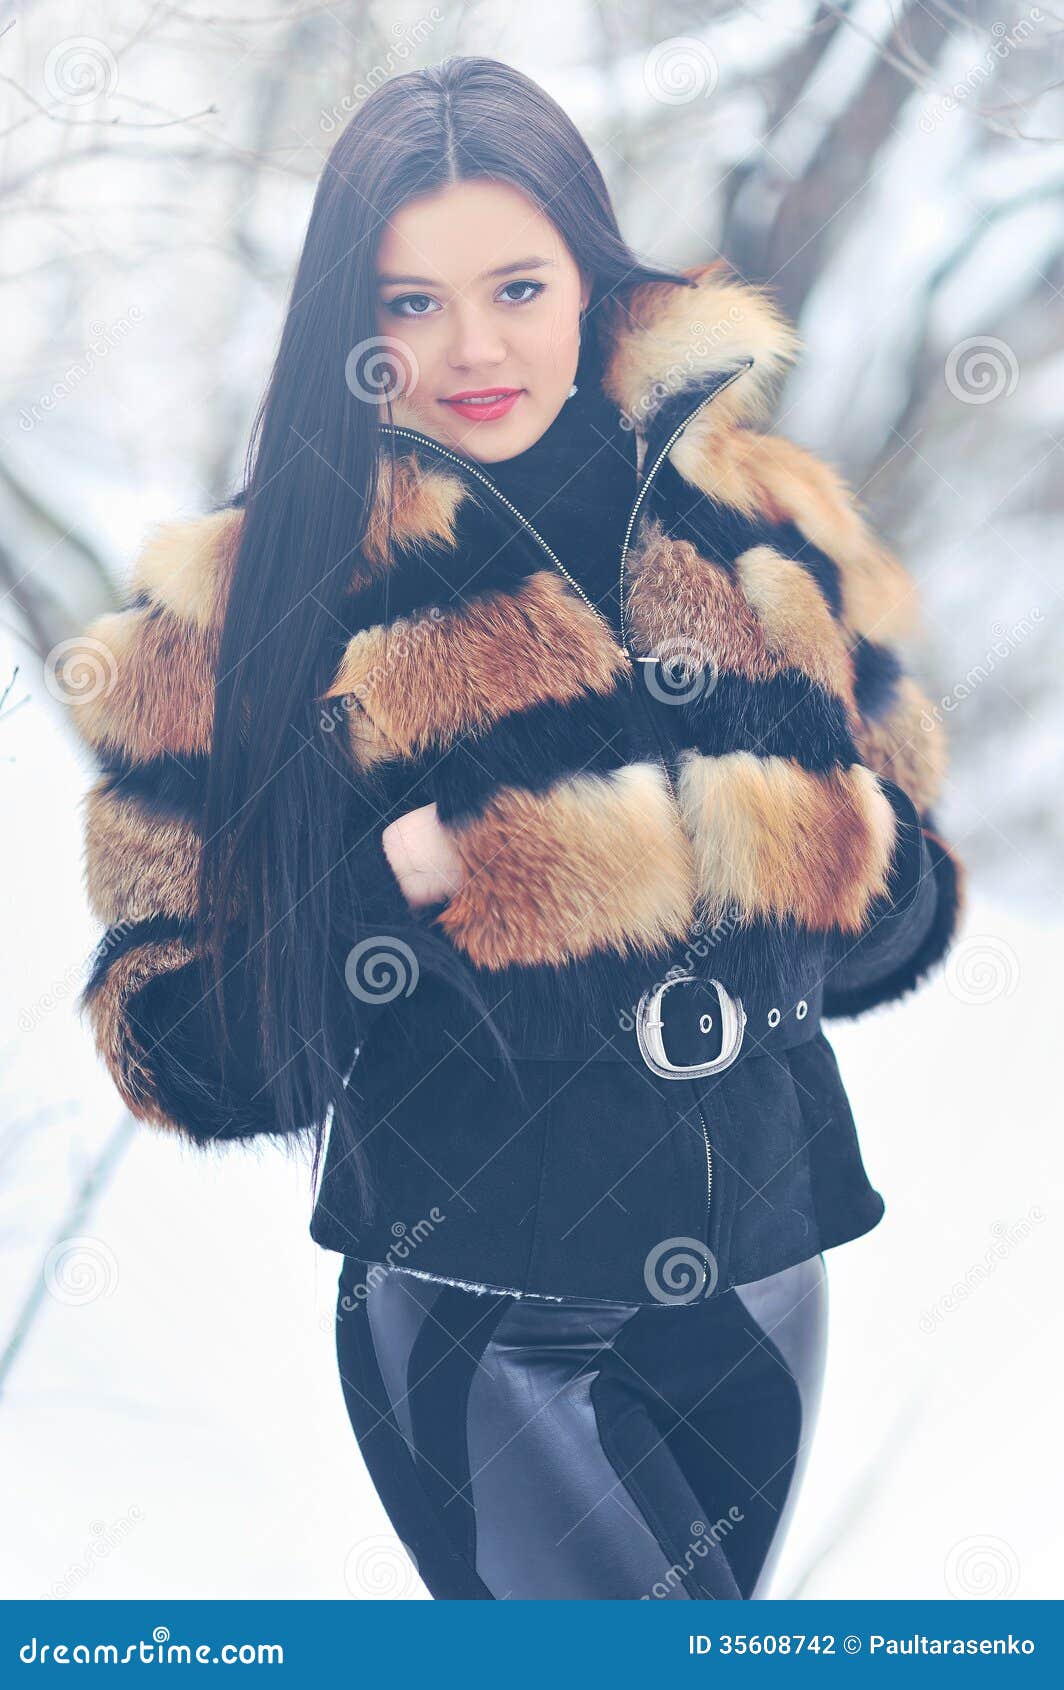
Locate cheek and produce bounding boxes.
[374,318,437,412]
[515,313,581,404]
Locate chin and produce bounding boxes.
[450,417,542,464]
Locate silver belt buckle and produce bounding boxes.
[635,972,746,1080]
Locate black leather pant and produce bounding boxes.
[334,1252,828,1600]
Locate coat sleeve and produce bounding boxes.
[69,508,412,1147]
[705,429,972,1020]
[733,430,966,1016]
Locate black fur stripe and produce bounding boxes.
[680,669,858,769]
[341,479,553,633]
[647,460,845,614]
[641,363,755,466]
[852,636,902,720]
[375,686,635,827]
[80,914,195,1003]
[95,749,209,820]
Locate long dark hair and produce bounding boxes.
[197,54,693,1222]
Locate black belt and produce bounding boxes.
[505,972,824,1073]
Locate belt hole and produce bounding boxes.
[699,1012,713,1035]
[796,999,808,1020]
[767,1007,781,1028]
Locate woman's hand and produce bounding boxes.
[381,802,467,909]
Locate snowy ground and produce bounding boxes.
[3,635,1060,1601]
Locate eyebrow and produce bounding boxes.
[377,257,555,287]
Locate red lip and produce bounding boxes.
[443,387,521,400]
[439,388,524,423]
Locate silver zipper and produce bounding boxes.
[380,361,753,1244]
[377,428,605,625]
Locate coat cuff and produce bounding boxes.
[821,781,964,1018]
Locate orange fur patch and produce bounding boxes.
[626,522,854,709]
[677,752,896,932]
[324,571,629,757]
[435,763,696,969]
[360,457,469,571]
[854,675,948,814]
[83,784,203,927]
[603,262,800,434]
[130,507,242,633]
[672,426,917,645]
[85,936,198,1127]
[69,605,217,761]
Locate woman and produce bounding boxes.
[68,57,962,1599]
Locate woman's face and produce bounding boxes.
[372,178,590,464]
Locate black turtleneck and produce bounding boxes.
[478,344,639,643]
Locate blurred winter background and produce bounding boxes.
[2,0,1062,1601]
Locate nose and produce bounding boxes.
[445,301,507,374]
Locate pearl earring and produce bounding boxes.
[568,305,586,398]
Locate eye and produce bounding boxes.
[384,293,439,319]
[498,279,545,305]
